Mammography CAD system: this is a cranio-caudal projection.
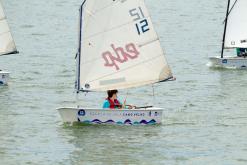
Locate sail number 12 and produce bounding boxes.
[129,7,150,35]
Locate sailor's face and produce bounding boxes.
[113,93,117,99]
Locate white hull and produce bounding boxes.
[0,70,9,85]
[209,56,247,69]
[57,107,164,125]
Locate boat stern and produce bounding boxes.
[209,56,247,69]
[0,70,10,85]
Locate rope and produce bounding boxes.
[223,0,238,24]
[152,84,155,106]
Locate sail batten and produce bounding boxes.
[77,0,172,91]
[224,0,247,48]
[0,2,18,56]
[83,14,153,40]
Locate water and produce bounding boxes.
[1,0,247,164]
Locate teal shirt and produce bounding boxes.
[103,100,110,108]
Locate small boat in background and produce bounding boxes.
[0,70,9,85]
[0,2,18,85]
[57,0,174,125]
[209,0,247,69]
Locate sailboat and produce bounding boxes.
[0,2,18,85]
[57,0,174,125]
[209,0,247,69]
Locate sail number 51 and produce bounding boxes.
[129,7,150,35]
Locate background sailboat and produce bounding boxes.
[0,1,18,85]
[209,0,247,69]
[57,0,174,125]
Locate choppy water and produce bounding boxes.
[1,0,247,164]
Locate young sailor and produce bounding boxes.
[236,48,247,57]
[103,90,124,109]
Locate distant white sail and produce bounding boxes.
[0,2,18,56]
[76,0,173,91]
[224,0,247,48]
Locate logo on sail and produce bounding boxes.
[102,43,140,70]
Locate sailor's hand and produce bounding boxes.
[127,105,136,109]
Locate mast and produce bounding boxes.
[76,1,86,93]
[221,0,231,58]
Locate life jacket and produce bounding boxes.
[107,98,121,109]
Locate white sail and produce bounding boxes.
[224,0,247,48]
[76,0,173,91]
[0,2,17,56]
